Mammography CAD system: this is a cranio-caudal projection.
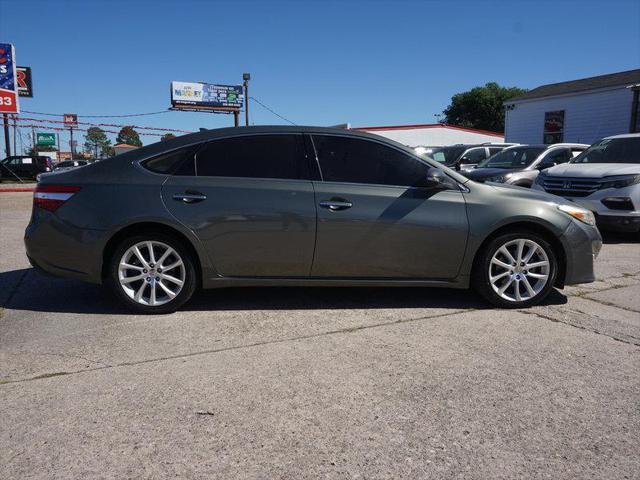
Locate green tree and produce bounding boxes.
[442,82,527,132]
[84,127,112,158]
[116,126,143,147]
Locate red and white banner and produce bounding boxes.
[0,43,20,114]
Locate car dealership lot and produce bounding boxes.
[1,191,639,479]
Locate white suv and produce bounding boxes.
[533,133,640,233]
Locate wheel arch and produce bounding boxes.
[470,221,567,288]
[101,221,206,286]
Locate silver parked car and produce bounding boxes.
[463,144,589,187]
[533,134,640,232]
[25,126,602,314]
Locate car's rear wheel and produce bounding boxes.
[108,233,197,314]
[472,231,558,308]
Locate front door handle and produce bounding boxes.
[319,199,353,211]
[173,191,207,204]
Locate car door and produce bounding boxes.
[161,133,317,277]
[309,134,469,279]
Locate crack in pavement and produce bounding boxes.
[4,350,111,368]
[0,308,471,386]
[518,309,640,348]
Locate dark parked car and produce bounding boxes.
[53,160,89,171]
[463,144,589,187]
[25,126,601,314]
[429,143,516,171]
[0,155,53,180]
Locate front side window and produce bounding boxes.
[312,135,428,187]
[478,147,546,169]
[460,148,487,164]
[542,148,572,165]
[429,146,466,165]
[571,137,640,164]
[197,134,308,179]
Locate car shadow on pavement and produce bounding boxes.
[0,267,568,315]
[601,231,639,245]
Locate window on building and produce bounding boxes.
[543,111,565,144]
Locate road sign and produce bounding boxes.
[0,43,19,113]
[170,81,244,111]
[63,113,78,127]
[36,132,56,146]
[17,66,32,97]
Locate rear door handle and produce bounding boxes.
[173,192,207,204]
[319,200,353,211]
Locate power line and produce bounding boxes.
[249,96,297,125]
[22,109,174,118]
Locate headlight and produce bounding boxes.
[600,174,640,189]
[487,173,512,183]
[558,204,596,226]
[535,172,546,185]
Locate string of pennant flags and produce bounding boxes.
[11,116,193,134]
[13,123,176,137]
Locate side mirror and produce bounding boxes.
[454,163,461,171]
[424,167,456,190]
[537,162,556,170]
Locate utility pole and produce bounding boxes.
[69,128,74,159]
[233,110,239,127]
[32,126,37,157]
[56,133,61,161]
[2,113,10,157]
[243,73,251,126]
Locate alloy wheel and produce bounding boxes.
[488,238,550,302]
[118,241,185,306]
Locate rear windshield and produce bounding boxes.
[571,137,640,164]
[429,146,466,164]
[477,147,546,169]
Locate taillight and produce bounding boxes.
[34,185,81,212]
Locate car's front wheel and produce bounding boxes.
[472,231,558,308]
[108,233,197,314]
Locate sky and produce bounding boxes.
[1,0,639,151]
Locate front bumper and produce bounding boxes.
[558,219,602,286]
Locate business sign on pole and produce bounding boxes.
[170,81,244,111]
[36,132,56,146]
[0,43,19,113]
[63,113,78,127]
[17,66,32,97]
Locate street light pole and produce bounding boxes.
[243,73,251,127]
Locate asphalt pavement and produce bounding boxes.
[1,191,639,479]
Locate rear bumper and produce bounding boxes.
[559,220,602,286]
[24,209,107,284]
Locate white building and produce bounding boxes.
[351,123,504,147]
[505,69,640,145]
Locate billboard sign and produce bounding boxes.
[171,81,244,110]
[0,43,19,113]
[36,132,56,146]
[17,66,32,97]
[63,113,78,127]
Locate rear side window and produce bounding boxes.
[142,146,198,175]
[461,148,487,164]
[196,134,308,180]
[311,135,427,187]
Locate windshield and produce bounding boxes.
[429,146,467,164]
[571,137,640,164]
[477,147,546,169]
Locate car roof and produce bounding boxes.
[602,133,640,140]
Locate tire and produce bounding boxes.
[107,232,197,314]
[472,230,558,308]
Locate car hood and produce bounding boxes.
[464,167,521,180]
[544,163,640,177]
[481,181,568,204]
